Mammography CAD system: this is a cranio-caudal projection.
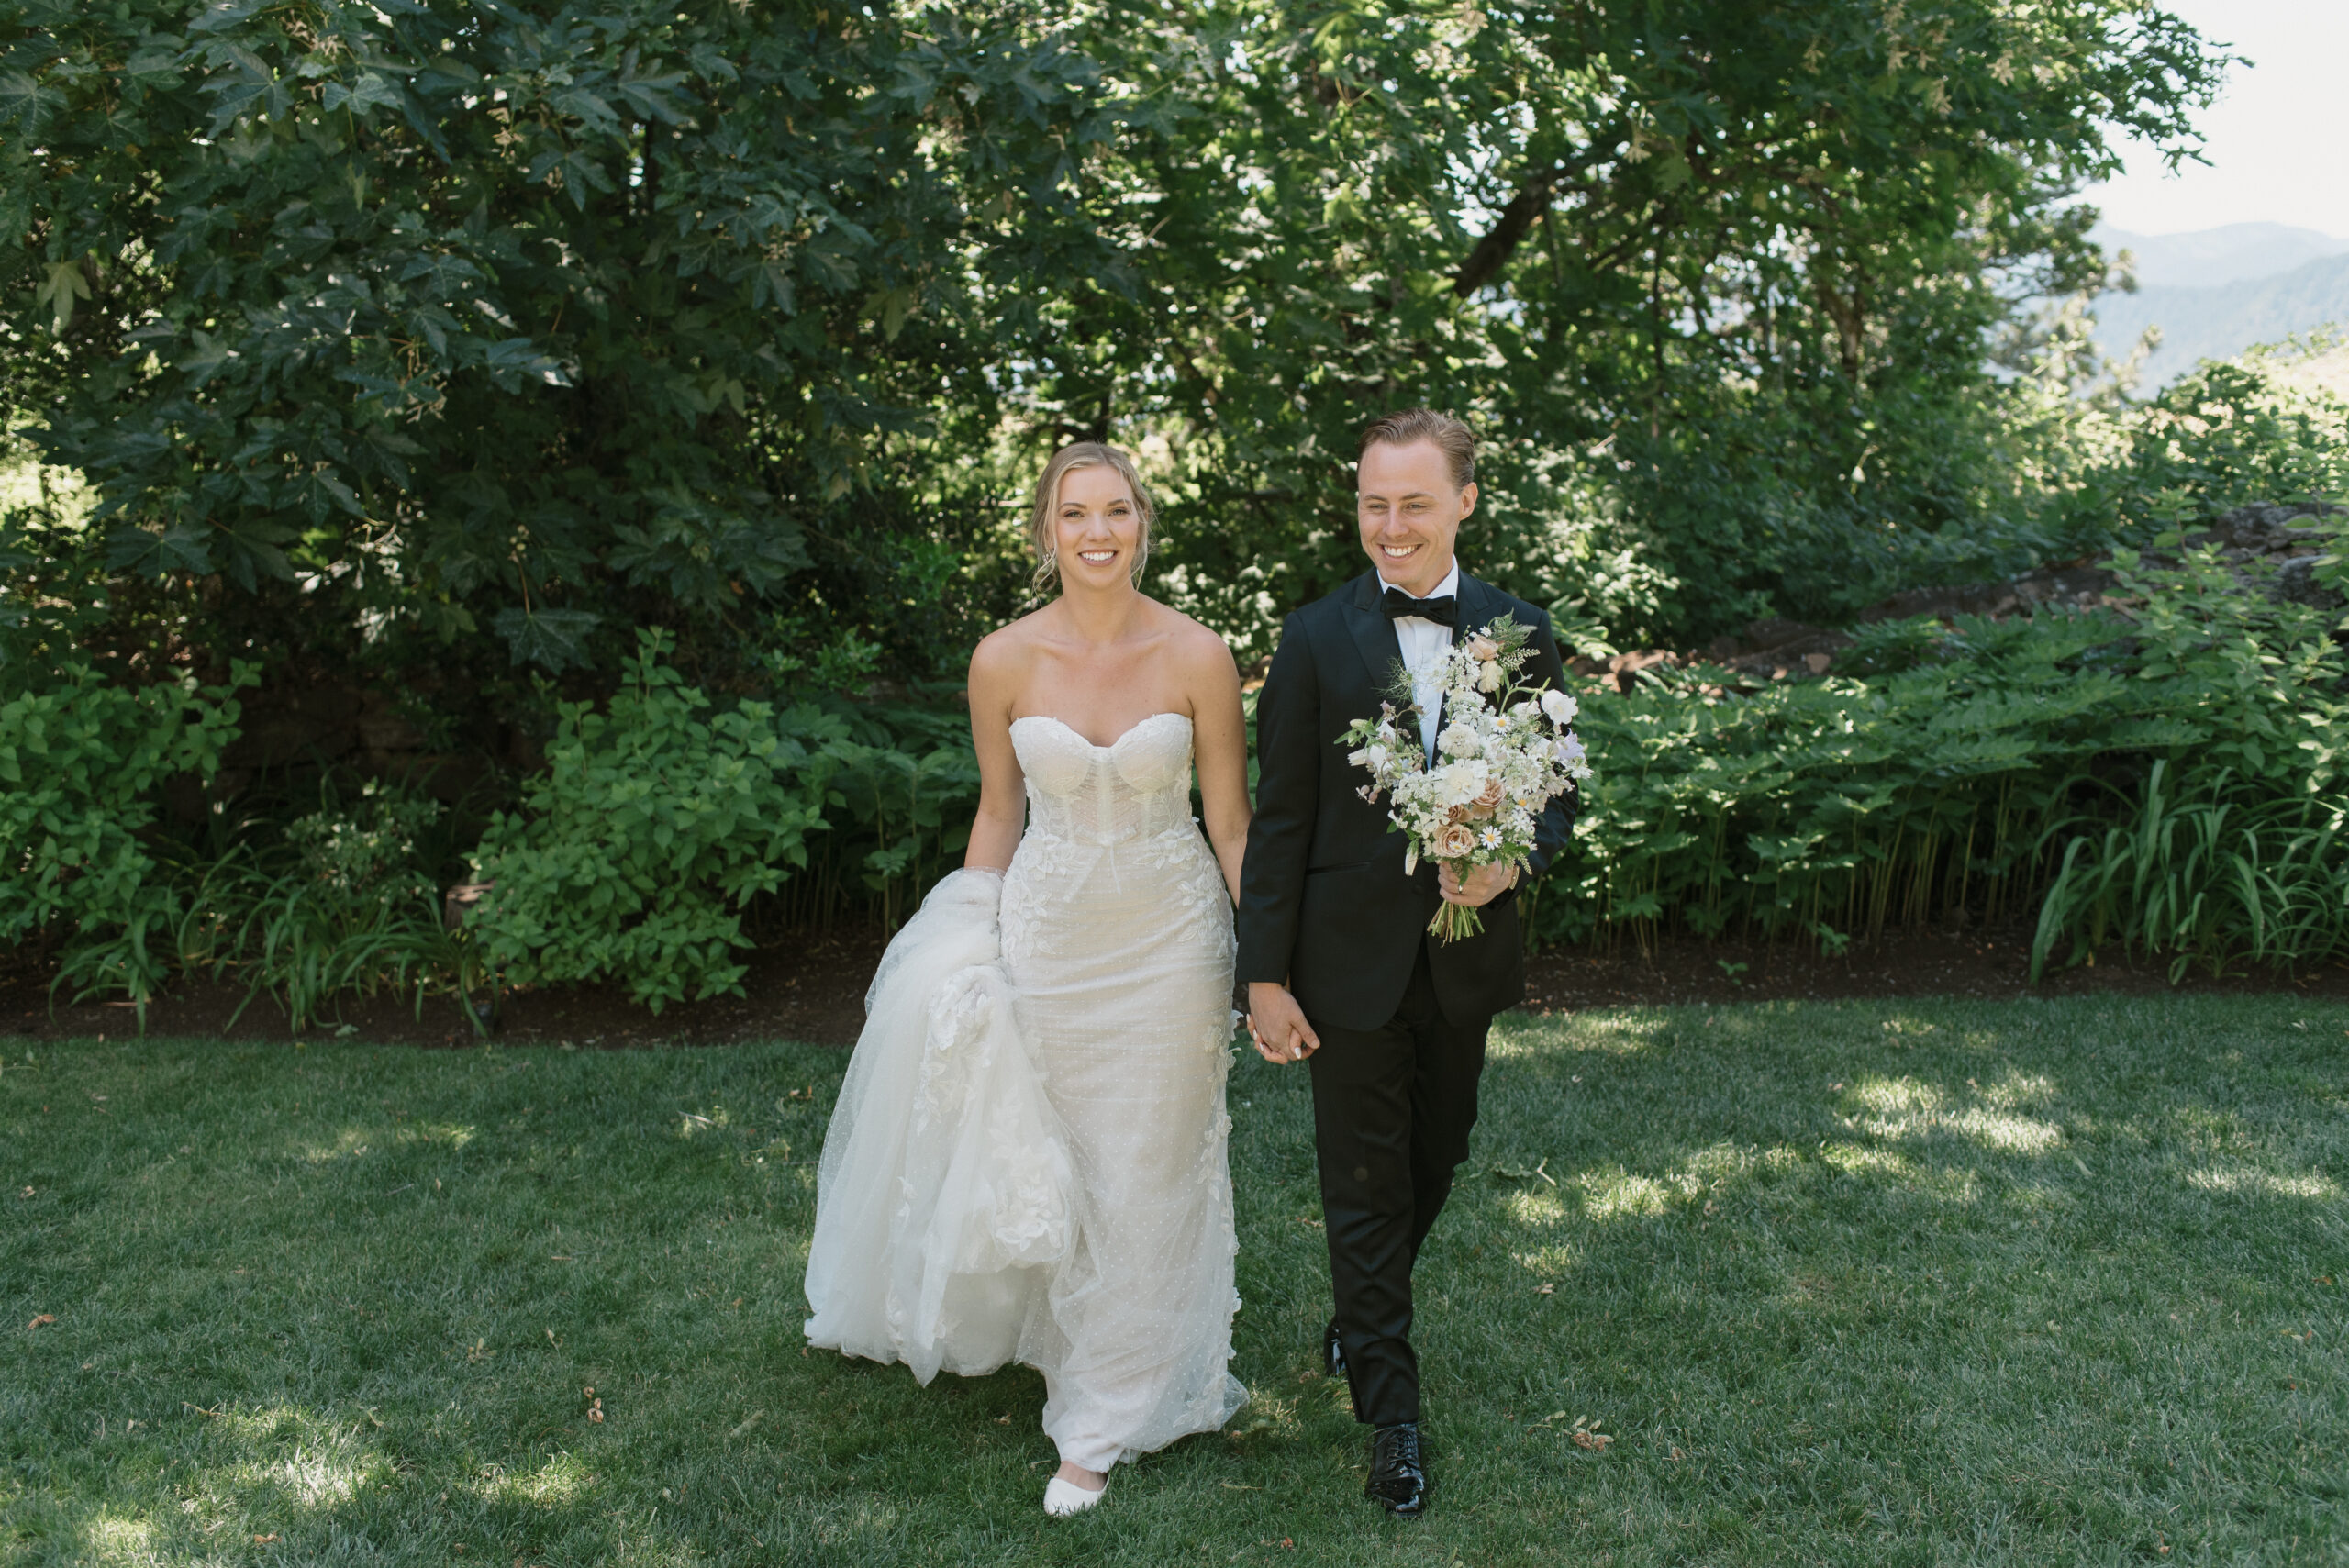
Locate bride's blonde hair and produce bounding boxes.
[1028,441,1154,595]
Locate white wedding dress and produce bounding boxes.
[804,711,1247,1472]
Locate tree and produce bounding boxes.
[1041,0,2230,648]
[4,0,2233,690]
[2,0,1114,688]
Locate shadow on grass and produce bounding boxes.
[3,995,2343,1565]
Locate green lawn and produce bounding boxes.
[4,996,2344,1566]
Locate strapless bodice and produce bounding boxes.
[1010,712,1197,846]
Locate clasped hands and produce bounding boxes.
[1246,982,1319,1064]
[1246,864,1516,1065]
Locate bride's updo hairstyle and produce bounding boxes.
[1358,406,1475,491]
[1028,441,1155,595]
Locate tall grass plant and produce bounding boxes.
[2030,762,2349,982]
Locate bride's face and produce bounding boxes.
[1053,465,1142,590]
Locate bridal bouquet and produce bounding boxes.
[1339,615,1592,943]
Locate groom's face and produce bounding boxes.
[1357,439,1476,598]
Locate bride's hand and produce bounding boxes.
[1245,983,1319,1064]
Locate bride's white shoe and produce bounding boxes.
[1042,1475,1108,1517]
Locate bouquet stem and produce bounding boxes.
[1428,899,1485,944]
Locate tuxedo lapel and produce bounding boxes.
[1344,571,1406,698]
[1453,571,1508,640]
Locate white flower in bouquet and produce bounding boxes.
[1431,760,1486,806]
[1437,721,1481,758]
[1336,614,1594,943]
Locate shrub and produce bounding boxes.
[14,627,984,1028]
[781,701,981,933]
[1527,610,2150,951]
[156,778,480,1035]
[2105,358,2349,536]
[469,630,841,1010]
[1525,525,2349,969]
[281,781,446,905]
[3,661,252,1018]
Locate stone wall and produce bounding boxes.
[1571,501,2345,691]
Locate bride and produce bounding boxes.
[803,441,1252,1514]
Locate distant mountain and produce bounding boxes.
[2091,222,2349,291]
[2091,250,2349,387]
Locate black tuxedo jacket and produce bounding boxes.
[1237,568,1578,1032]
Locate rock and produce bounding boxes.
[1570,649,1687,694]
[1858,565,2120,626]
[1860,580,2021,622]
[2204,500,2343,553]
[1585,500,2341,693]
[2271,553,2342,609]
[1686,623,1854,682]
[443,881,497,931]
[1742,617,1815,651]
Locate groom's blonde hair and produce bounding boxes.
[1028,441,1155,595]
[1359,407,1476,493]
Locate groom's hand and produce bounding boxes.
[1439,861,1519,907]
[1246,983,1320,1064]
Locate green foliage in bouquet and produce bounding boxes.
[469,630,840,1010]
[1340,615,1586,943]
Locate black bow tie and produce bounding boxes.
[1381,587,1457,628]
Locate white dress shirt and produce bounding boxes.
[1388,559,1460,765]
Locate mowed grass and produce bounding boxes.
[3,995,2344,1566]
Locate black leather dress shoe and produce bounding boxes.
[1323,1317,1346,1379]
[1365,1421,1427,1516]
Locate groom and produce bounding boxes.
[1238,408,1576,1517]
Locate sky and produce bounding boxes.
[2080,0,2349,239]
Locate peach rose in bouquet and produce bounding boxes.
[1431,821,1478,859]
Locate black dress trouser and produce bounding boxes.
[1306,937,1491,1428]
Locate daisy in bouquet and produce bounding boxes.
[1339,615,1591,942]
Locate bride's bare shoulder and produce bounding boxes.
[1147,602,1239,673]
[969,618,1044,718]
[970,608,1056,679]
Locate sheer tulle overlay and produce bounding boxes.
[801,868,1076,1383]
[804,712,1246,1471]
